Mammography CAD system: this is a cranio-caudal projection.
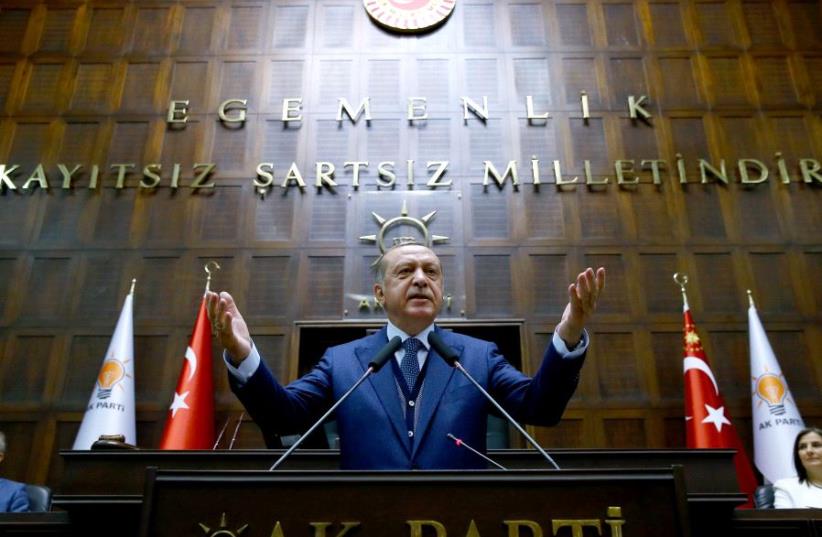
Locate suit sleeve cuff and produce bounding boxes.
[224,344,261,385]
[552,329,589,359]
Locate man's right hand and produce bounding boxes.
[206,291,251,365]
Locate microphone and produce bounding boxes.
[447,433,507,470]
[212,416,231,449]
[428,331,561,470]
[229,411,245,450]
[268,336,402,470]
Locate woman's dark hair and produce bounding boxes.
[793,426,822,483]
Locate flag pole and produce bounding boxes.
[673,272,689,309]
[746,289,755,308]
[129,278,136,296]
[204,261,221,295]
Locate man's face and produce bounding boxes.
[374,245,444,335]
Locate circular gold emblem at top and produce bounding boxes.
[363,0,456,33]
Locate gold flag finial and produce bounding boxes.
[129,278,137,295]
[747,289,756,308]
[204,261,221,294]
[673,272,689,310]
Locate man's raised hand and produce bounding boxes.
[206,291,252,365]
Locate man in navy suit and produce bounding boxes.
[0,432,29,512]
[208,242,605,469]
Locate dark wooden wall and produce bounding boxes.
[0,0,820,488]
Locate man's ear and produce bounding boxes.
[373,283,384,305]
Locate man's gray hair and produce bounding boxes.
[373,238,426,284]
[0,431,6,454]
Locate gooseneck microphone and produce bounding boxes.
[268,336,402,471]
[428,331,561,470]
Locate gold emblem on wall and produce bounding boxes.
[359,200,449,255]
[198,513,248,537]
[363,0,456,33]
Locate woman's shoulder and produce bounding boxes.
[774,476,801,489]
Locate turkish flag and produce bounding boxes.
[159,297,215,449]
[683,307,757,508]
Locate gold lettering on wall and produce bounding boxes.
[218,99,248,124]
[337,98,372,123]
[167,100,189,124]
[407,98,428,121]
[407,520,447,537]
[461,97,489,121]
[503,520,542,537]
[282,98,303,122]
[551,520,602,537]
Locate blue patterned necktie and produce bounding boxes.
[400,337,423,391]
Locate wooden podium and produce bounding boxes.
[139,468,690,537]
[48,449,750,537]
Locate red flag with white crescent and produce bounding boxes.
[683,307,757,508]
[159,297,215,449]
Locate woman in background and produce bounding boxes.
[774,427,822,508]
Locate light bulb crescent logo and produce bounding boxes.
[683,356,719,395]
[185,346,198,382]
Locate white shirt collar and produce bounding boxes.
[386,320,434,350]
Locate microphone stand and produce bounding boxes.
[268,336,402,471]
[429,332,561,470]
[451,360,560,470]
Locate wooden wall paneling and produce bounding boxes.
[73,252,126,325]
[746,250,799,315]
[508,2,548,48]
[0,7,32,55]
[602,2,643,49]
[0,184,39,248]
[650,330,685,404]
[0,255,21,324]
[639,251,682,317]
[467,183,513,244]
[0,60,22,114]
[81,5,129,56]
[706,327,750,403]
[0,332,59,406]
[189,184,246,246]
[552,2,594,49]
[35,6,79,55]
[467,248,515,318]
[802,250,822,314]
[655,54,703,110]
[583,251,633,317]
[524,247,571,318]
[134,254,182,326]
[532,409,586,448]
[274,3,314,52]
[0,420,38,482]
[459,2,498,50]
[301,249,346,320]
[741,1,785,49]
[648,1,690,49]
[245,251,298,324]
[785,0,822,50]
[591,330,645,403]
[602,413,649,448]
[130,5,173,57]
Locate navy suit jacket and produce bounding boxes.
[0,478,29,513]
[230,326,584,469]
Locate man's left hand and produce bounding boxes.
[556,267,606,347]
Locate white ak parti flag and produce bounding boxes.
[72,287,137,449]
[749,298,804,484]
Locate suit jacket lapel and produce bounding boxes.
[411,327,461,458]
[355,327,410,456]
